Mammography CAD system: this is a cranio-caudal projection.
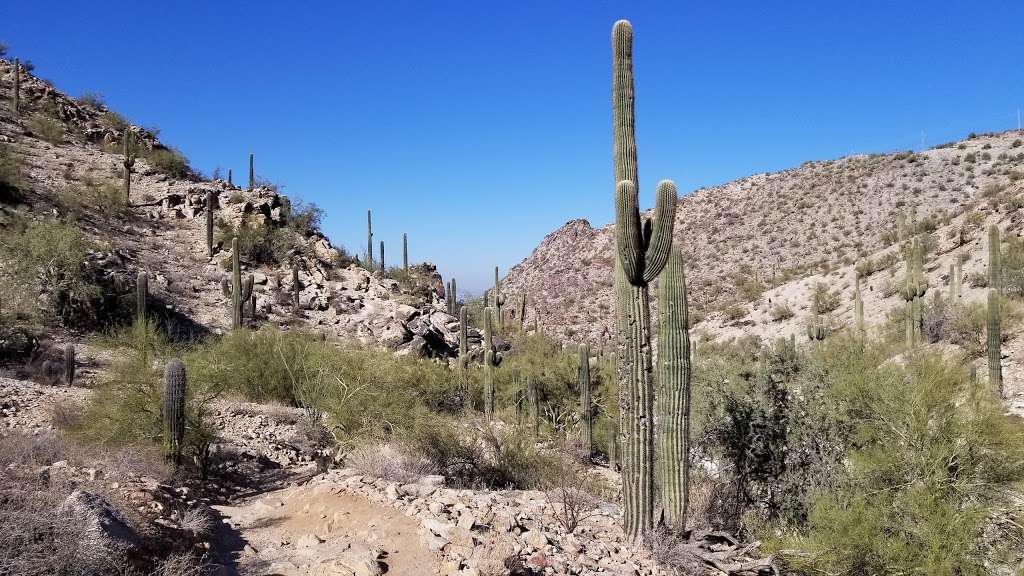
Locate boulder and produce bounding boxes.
[62,490,140,551]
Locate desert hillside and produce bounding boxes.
[505,131,1024,346]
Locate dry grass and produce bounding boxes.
[346,441,437,483]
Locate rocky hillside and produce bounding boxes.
[505,130,1024,346]
[0,59,463,358]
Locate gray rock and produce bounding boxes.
[62,490,139,551]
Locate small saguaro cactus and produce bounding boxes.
[403,233,409,273]
[517,293,527,333]
[449,278,458,315]
[493,266,506,332]
[248,153,255,190]
[205,191,215,257]
[458,305,468,370]
[483,307,496,420]
[292,263,301,312]
[11,59,19,114]
[902,238,927,347]
[163,359,187,465]
[380,240,385,272]
[123,130,136,205]
[950,259,963,299]
[656,248,691,529]
[227,168,233,187]
[852,279,865,332]
[989,225,1001,293]
[136,271,148,321]
[579,344,593,458]
[807,291,826,343]
[612,18,679,542]
[988,288,1002,396]
[366,210,373,269]
[222,237,254,329]
[527,377,539,438]
[64,344,75,386]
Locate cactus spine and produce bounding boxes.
[366,210,373,268]
[656,248,691,529]
[612,19,678,541]
[136,271,148,321]
[902,238,927,347]
[292,264,301,312]
[123,130,136,205]
[223,237,254,329]
[527,377,539,438]
[205,191,215,257]
[579,344,593,458]
[854,275,865,333]
[483,307,496,420]
[64,344,75,386]
[403,233,409,273]
[989,225,1001,293]
[493,266,505,332]
[11,59,19,114]
[988,288,1002,396]
[163,359,187,464]
[248,153,254,190]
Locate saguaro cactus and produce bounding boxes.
[222,237,254,329]
[292,264,301,312]
[64,344,75,386]
[380,240,385,272]
[493,267,506,332]
[11,59,19,114]
[227,168,233,187]
[136,271,148,321]
[518,293,527,333]
[206,191,215,257]
[403,233,409,273]
[656,248,691,529]
[612,19,678,541]
[807,290,826,342]
[248,153,255,190]
[483,307,496,420]
[854,275,865,333]
[902,238,927,347]
[458,305,468,369]
[989,225,1001,293]
[163,359,187,464]
[950,259,963,299]
[579,344,593,458]
[364,210,373,268]
[123,130,136,205]
[528,377,539,438]
[988,288,1002,396]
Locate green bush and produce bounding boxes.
[141,146,191,178]
[0,143,22,203]
[28,114,64,144]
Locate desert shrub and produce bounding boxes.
[966,271,987,288]
[75,321,215,463]
[75,91,105,108]
[722,304,748,321]
[59,177,125,218]
[812,282,841,314]
[771,353,1024,574]
[1000,235,1024,297]
[346,441,437,483]
[0,216,104,327]
[0,142,22,203]
[141,147,190,178]
[28,114,64,144]
[768,302,794,322]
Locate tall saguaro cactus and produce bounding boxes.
[483,307,496,420]
[403,233,409,273]
[988,288,1002,396]
[206,191,215,257]
[11,59,19,114]
[656,248,691,529]
[227,168,233,187]
[222,237,254,329]
[493,266,505,332]
[902,238,927,347]
[366,210,374,268]
[447,278,458,315]
[292,264,301,312]
[458,305,468,369]
[612,19,678,541]
[163,359,187,465]
[380,240,385,272]
[854,275,865,334]
[989,225,1001,293]
[123,130,136,205]
[136,272,148,321]
[579,344,593,458]
[248,153,255,190]
[528,377,539,438]
[518,293,527,333]
[64,344,76,386]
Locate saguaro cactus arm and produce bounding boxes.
[615,180,677,284]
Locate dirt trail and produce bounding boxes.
[212,481,442,576]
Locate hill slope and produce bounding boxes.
[505,130,1024,346]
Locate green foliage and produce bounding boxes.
[141,146,190,178]
[0,216,102,327]
[28,114,64,144]
[771,352,1024,575]
[215,201,323,267]
[0,142,23,203]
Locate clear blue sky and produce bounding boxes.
[3,1,1022,293]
